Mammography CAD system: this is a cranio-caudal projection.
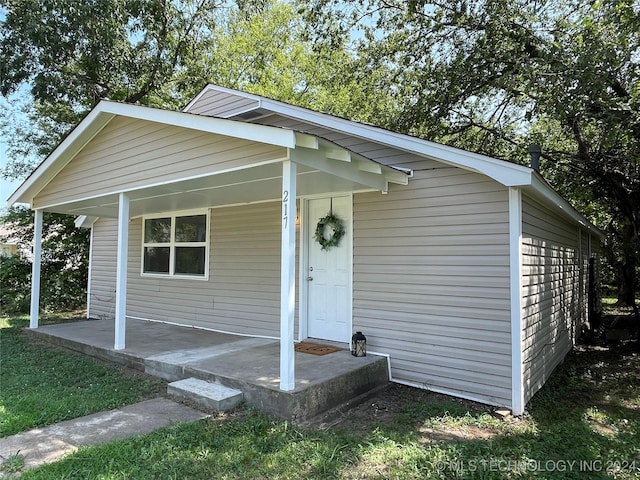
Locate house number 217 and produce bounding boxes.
[282,190,289,229]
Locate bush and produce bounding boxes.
[0,206,89,314]
[0,254,31,313]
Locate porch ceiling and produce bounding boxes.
[43,160,391,218]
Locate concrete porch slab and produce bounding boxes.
[25,319,389,422]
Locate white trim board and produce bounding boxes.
[8,102,297,206]
[187,84,601,237]
[509,187,524,415]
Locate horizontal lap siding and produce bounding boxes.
[522,195,586,403]
[126,202,284,337]
[88,218,118,319]
[33,117,285,208]
[87,203,290,337]
[353,162,512,407]
[186,90,260,117]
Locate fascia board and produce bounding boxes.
[258,99,533,186]
[189,85,532,186]
[189,85,601,236]
[527,174,604,238]
[182,85,214,112]
[8,107,116,206]
[74,215,99,228]
[99,102,296,148]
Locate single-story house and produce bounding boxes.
[9,84,602,415]
[0,224,19,257]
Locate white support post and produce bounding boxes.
[114,193,129,350]
[29,209,43,329]
[508,187,524,415]
[280,160,297,391]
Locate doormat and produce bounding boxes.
[294,342,341,355]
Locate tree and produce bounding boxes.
[303,0,640,314]
[0,0,396,312]
[0,206,90,313]
[0,0,227,169]
[0,0,395,176]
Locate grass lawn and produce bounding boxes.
[0,313,166,438]
[2,313,639,479]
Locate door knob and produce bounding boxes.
[307,276,313,281]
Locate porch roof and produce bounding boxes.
[7,101,409,217]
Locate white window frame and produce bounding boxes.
[141,209,210,281]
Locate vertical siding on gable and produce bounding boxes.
[521,195,586,403]
[88,218,118,320]
[353,161,513,407]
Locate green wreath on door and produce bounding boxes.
[314,213,345,251]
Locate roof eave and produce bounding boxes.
[526,173,604,238]
[257,97,534,187]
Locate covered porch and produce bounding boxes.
[8,100,407,416]
[26,318,388,421]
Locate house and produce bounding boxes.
[0,223,19,257]
[8,84,602,415]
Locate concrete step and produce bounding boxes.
[167,378,243,411]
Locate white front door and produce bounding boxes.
[306,195,352,342]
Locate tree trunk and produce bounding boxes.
[616,221,640,332]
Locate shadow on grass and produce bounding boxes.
[366,345,640,479]
[2,310,88,329]
[17,343,640,479]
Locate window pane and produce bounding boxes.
[144,217,171,243]
[175,247,205,275]
[175,215,206,242]
[143,247,170,273]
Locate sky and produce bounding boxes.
[0,142,22,212]
[0,7,24,211]
[1,86,31,211]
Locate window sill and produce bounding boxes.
[140,273,209,281]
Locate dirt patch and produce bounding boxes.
[302,341,639,443]
[302,383,500,435]
[417,425,497,443]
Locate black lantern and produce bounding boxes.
[351,331,366,357]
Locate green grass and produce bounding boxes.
[0,452,25,474]
[0,313,166,437]
[3,313,639,479]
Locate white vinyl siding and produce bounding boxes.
[521,195,588,403]
[88,218,118,320]
[33,117,286,208]
[352,161,513,407]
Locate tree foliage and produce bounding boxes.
[0,0,396,312]
[0,0,396,176]
[0,206,89,313]
[303,0,640,309]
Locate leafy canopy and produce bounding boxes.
[303,0,640,306]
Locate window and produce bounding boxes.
[142,211,209,279]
